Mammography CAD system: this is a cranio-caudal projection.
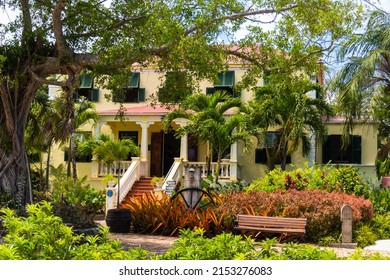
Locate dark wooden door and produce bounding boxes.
[150,132,163,177]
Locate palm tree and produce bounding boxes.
[43,94,99,180]
[331,9,390,157]
[163,90,251,183]
[253,79,332,170]
[79,135,140,209]
[25,88,53,192]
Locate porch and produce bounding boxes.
[104,157,238,211]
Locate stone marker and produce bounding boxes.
[183,165,202,209]
[341,204,353,244]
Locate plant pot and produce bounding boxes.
[381,176,390,189]
[105,208,131,233]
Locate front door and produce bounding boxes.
[150,131,180,177]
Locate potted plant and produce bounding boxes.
[375,158,390,188]
[151,176,165,189]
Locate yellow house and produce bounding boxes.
[46,62,378,209]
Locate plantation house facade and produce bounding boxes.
[45,62,378,208]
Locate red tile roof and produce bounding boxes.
[98,105,176,115]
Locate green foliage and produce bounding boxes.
[366,188,390,214]
[48,165,105,228]
[353,213,390,248]
[375,159,390,179]
[50,165,105,214]
[346,249,390,260]
[354,225,378,248]
[277,243,338,260]
[246,164,370,197]
[202,178,248,194]
[163,91,251,182]
[160,228,257,260]
[0,202,151,260]
[249,79,332,170]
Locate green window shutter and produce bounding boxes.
[216,71,235,87]
[206,87,216,95]
[92,88,99,102]
[138,88,145,102]
[351,135,362,164]
[128,72,140,88]
[80,74,93,88]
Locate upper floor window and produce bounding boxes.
[75,74,99,102]
[322,135,362,164]
[113,72,145,103]
[206,71,239,97]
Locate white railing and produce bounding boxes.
[106,157,141,211]
[188,159,231,180]
[161,158,184,191]
[98,161,132,177]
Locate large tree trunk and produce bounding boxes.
[0,79,40,207]
[0,138,33,207]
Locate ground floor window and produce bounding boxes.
[322,135,361,164]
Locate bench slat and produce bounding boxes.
[234,214,307,235]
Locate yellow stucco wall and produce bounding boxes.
[46,66,380,187]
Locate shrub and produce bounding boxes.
[202,178,248,194]
[367,188,390,214]
[0,202,151,260]
[245,165,370,197]
[122,193,230,236]
[160,228,258,260]
[47,165,105,228]
[214,189,374,242]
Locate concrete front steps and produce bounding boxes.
[121,177,154,205]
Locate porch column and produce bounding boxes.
[180,133,188,162]
[230,141,238,181]
[136,120,154,177]
[92,122,107,178]
[94,121,107,136]
[173,120,189,162]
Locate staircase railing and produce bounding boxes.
[161,158,184,191]
[105,157,141,211]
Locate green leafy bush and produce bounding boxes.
[353,213,390,247]
[160,228,258,260]
[245,165,370,197]
[47,165,105,228]
[0,202,150,260]
[202,178,248,194]
[367,188,390,214]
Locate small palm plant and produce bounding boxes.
[78,134,140,208]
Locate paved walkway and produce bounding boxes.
[97,221,390,258]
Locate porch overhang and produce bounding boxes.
[98,105,177,116]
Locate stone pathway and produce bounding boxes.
[97,220,390,258]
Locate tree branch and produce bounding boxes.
[52,0,73,58]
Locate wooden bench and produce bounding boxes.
[234,214,307,237]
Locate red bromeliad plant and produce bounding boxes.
[121,193,229,236]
